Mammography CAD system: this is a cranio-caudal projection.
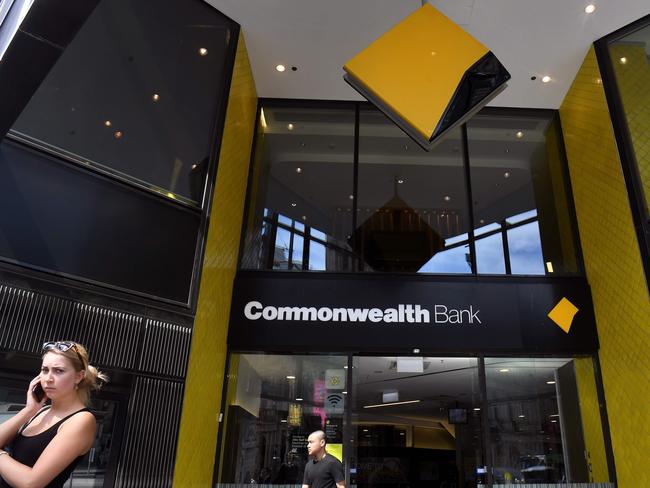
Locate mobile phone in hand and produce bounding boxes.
[32,383,45,402]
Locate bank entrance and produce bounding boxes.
[216,354,602,488]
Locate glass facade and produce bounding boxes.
[217,354,612,487]
[241,102,580,276]
[8,0,234,206]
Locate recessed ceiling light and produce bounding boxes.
[619,57,627,65]
[504,172,511,178]
[295,397,303,401]
[349,194,354,200]
[287,123,294,131]
[516,131,524,139]
[479,219,485,224]
[198,48,208,56]
[291,203,297,207]
[541,75,552,83]
[191,164,198,170]
[585,4,596,13]
[342,391,347,394]
[114,131,123,139]
[301,215,307,220]
[104,120,112,127]
[473,407,481,411]
[296,167,302,173]
[551,419,558,423]
[498,368,510,373]
[152,93,160,102]
[286,375,296,380]
[546,380,556,385]
[280,419,287,423]
[276,64,286,72]
[444,196,451,202]
[398,179,404,184]
[518,415,526,418]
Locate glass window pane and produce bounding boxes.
[10,0,233,204]
[309,241,327,271]
[476,233,506,274]
[357,108,471,273]
[218,354,348,485]
[608,24,650,215]
[351,357,484,488]
[508,221,545,275]
[273,228,291,270]
[241,105,356,271]
[291,235,304,270]
[419,242,471,273]
[468,112,580,274]
[485,358,597,484]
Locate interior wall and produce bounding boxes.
[173,31,258,487]
[559,47,650,488]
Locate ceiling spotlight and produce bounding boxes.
[104,120,112,127]
[198,48,208,56]
[516,131,524,139]
[444,195,451,202]
[191,164,198,170]
[504,172,511,178]
[152,93,160,102]
[114,131,123,139]
[398,179,404,184]
[286,375,296,380]
[276,64,286,72]
[291,203,297,207]
[349,194,354,200]
[541,75,552,83]
[412,348,420,354]
[296,167,302,173]
[619,57,627,65]
[301,215,307,220]
[287,123,294,131]
[479,219,485,224]
[498,368,510,373]
[295,397,303,401]
[473,407,481,411]
[546,380,556,385]
[585,4,596,13]
[518,415,526,418]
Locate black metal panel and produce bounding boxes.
[115,376,184,488]
[0,140,200,304]
[139,319,192,378]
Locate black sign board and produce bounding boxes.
[228,272,599,354]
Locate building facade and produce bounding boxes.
[0,2,648,488]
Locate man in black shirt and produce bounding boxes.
[302,430,345,488]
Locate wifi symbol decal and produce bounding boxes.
[326,393,345,412]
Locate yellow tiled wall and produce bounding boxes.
[173,31,257,487]
[609,43,650,213]
[559,47,650,488]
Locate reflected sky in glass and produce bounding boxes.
[476,233,505,274]
[419,243,471,274]
[508,222,544,275]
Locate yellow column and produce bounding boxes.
[173,31,257,487]
[560,47,650,488]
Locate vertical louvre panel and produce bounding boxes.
[115,377,184,488]
[139,319,192,377]
[0,284,141,369]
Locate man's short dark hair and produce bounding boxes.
[310,430,327,445]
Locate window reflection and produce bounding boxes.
[476,232,506,274]
[508,221,545,275]
[10,0,233,204]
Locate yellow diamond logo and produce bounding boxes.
[548,297,579,333]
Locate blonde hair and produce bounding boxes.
[42,342,109,405]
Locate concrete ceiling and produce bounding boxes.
[207,0,650,108]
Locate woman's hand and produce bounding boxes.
[24,375,47,413]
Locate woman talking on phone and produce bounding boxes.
[0,341,107,488]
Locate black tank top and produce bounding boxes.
[0,406,92,488]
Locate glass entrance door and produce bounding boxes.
[350,357,484,488]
